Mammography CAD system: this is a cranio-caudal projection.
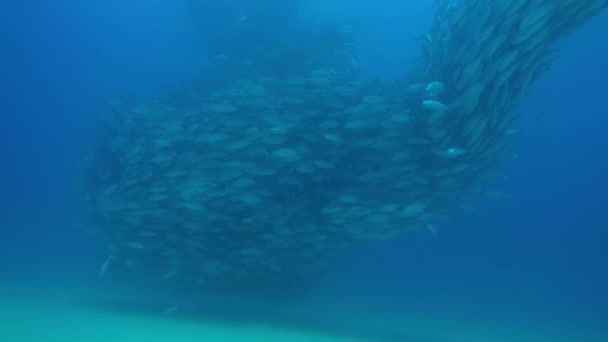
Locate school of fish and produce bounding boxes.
[82,0,607,292]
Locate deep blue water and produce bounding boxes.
[1,0,607,339]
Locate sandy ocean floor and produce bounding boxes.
[0,297,364,342]
[0,283,605,342]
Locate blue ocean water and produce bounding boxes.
[1,1,606,341]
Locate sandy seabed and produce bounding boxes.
[0,284,605,342]
[0,298,362,342]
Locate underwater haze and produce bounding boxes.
[1,1,607,341]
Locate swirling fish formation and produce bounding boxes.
[83,0,606,292]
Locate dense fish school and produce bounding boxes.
[82,0,607,292]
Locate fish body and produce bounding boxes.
[99,255,114,277]
[446,147,467,158]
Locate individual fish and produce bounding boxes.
[127,242,144,249]
[98,254,114,277]
[271,148,299,159]
[323,133,344,144]
[401,202,428,217]
[425,81,445,97]
[434,147,467,159]
[163,306,179,315]
[344,119,371,129]
[423,99,448,112]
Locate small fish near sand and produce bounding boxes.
[99,254,114,277]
